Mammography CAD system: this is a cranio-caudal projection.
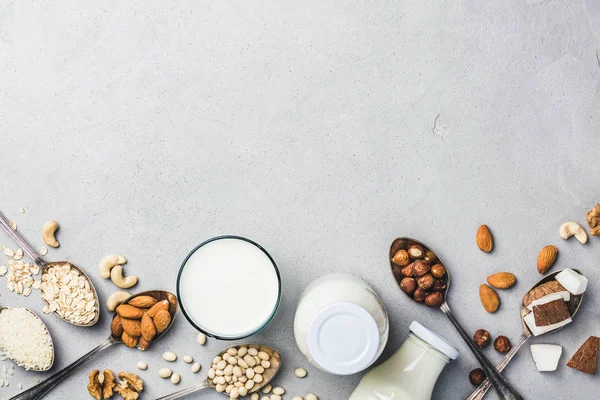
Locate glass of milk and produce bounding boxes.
[177,236,281,340]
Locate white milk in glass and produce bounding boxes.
[178,237,280,338]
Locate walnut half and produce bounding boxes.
[103,370,116,399]
[587,203,600,236]
[118,371,144,392]
[114,385,139,400]
[87,370,102,400]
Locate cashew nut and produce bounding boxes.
[559,221,588,244]
[99,254,127,279]
[110,265,138,289]
[106,291,132,312]
[42,220,60,248]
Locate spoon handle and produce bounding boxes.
[466,332,530,400]
[9,338,115,400]
[0,211,46,266]
[440,302,524,400]
[154,380,212,400]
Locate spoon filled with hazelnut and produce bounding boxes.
[466,268,585,400]
[9,291,178,400]
[390,237,524,400]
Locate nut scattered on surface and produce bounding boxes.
[292,397,304,400]
[587,204,600,236]
[42,220,60,248]
[191,362,201,373]
[469,368,486,386]
[170,373,181,385]
[479,284,500,313]
[106,292,132,312]
[494,336,512,353]
[110,265,138,289]
[473,329,491,348]
[537,245,558,274]
[39,246,48,256]
[163,351,177,362]
[476,224,494,252]
[486,272,517,289]
[87,370,102,400]
[183,355,193,363]
[305,394,318,400]
[294,368,307,378]
[197,332,207,345]
[559,221,588,244]
[158,368,172,378]
[99,254,127,279]
[136,362,147,370]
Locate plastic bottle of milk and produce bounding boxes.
[349,321,459,400]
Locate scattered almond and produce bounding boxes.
[537,245,558,274]
[479,284,500,313]
[486,272,517,289]
[476,224,494,253]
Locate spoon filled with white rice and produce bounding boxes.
[0,307,54,371]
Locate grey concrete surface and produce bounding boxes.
[1,1,600,399]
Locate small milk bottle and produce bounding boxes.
[349,321,459,400]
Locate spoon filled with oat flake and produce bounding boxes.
[0,211,100,327]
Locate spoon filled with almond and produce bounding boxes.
[10,291,178,400]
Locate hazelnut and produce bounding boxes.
[401,265,414,277]
[469,368,486,386]
[494,336,511,353]
[424,250,437,263]
[392,250,411,267]
[411,260,431,277]
[417,274,435,291]
[407,244,424,259]
[430,264,446,279]
[472,329,491,348]
[400,278,417,295]
[432,279,446,291]
[412,288,428,303]
[424,291,443,307]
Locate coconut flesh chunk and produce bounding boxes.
[523,312,572,336]
[555,269,588,295]
[527,292,571,311]
[530,344,562,372]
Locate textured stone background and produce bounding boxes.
[1,1,599,399]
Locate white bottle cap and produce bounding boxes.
[409,321,459,360]
[307,302,380,375]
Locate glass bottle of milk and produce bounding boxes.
[349,321,459,400]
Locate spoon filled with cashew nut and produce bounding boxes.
[0,211,100,327]
[9,291,178,400]
[155,344,281,400]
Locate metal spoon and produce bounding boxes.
[390,237,524,400]
[0,306,55,371]
[0,212,100,327]
[466,269,584,400]
[9,290,178,400]
[155,344,281,400]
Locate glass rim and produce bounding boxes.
[176,235,282,341]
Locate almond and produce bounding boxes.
[476,224,494,253]
[537,245,558,274]
[479,284,500,313]
[110,315,124,337]
[128,295,158,309]
[121,331,138,348]
[141,314,156,342]
[146,300,169,318]
[121,318,142,337]
[153,309,171,334]
[486,272,517,289]
[116,304,144,319]
[139,337,151,351]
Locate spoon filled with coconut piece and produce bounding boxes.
[0,306,54,372]
[0,212,100,327]
[466,268,586,400]
[156,344,281,400]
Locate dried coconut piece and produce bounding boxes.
[523,281,566,307]
[533,299,571,326]
[567,336,600,375]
